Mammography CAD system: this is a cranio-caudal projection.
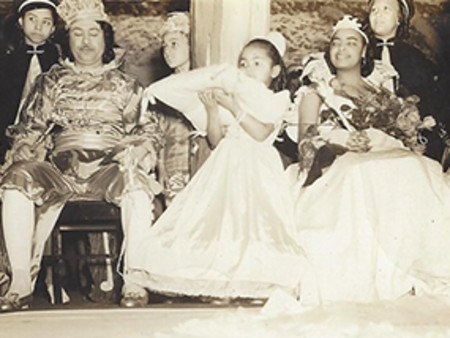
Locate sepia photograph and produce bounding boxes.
[0,0,449,336]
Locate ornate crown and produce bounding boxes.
[57,0,109,28]
[332,15,369,43]
[159,12,190,38]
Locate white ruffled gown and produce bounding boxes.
[289,82,450,306]
[129,66,305,299]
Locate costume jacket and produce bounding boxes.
[370,38,445,160]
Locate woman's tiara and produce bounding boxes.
[331,15,369,44]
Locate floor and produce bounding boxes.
[3,293,450,338]
[3,237,450,337]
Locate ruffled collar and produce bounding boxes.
[61,48,125,76]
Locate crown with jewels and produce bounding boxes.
[57,0,109,28]
[332,15,369,43]
[159,12,190,38]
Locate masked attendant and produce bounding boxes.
[152,12,210,207]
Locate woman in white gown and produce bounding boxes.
[128,34,305,301]
[292,16,450,306]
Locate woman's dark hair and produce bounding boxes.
[2,3,58,52]
[61,21,116,64]
[324,33,375,77]
[240,39,287,93]
[364,0,415,40]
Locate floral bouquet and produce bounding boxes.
[298,87,436,187]
[345,87,436,154]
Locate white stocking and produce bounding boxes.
[120,190,153,289]
[2,190,34,296]
[31,203,65,278]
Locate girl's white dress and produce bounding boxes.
[289,76,450,306]
[129,65,305,299]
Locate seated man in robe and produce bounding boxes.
[0,0,164,311]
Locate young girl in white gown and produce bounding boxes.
[128,33,305,301]
[291,16,450,307]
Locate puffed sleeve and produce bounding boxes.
[144,64,291,132]
[227,73,291,125]
[122,77,166,173]
[121,76,143,133]
[135,105,165,155]
[3,71,57,166]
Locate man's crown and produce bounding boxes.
[57,0,109,28]
[332,15,369,43]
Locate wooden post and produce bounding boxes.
[189,0,270,174]
[191,0,271,67]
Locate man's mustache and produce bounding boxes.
[80,45,95,51]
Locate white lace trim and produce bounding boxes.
[128,270,299,300]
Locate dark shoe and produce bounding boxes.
[119,291,148,308]
[0,293,33,313]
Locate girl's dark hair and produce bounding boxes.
[324,33,374,77]
[61,21,116,64]
[364,0,415,40]
[2,3,58,51]
[240,39,287,93]
[286,65,303,101]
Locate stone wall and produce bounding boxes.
[271,0,450,68]
[1,0,448,85]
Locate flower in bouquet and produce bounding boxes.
[348,88,435,154]
[349,88,400,131]
[298,125,326,172]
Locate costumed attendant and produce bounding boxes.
[128,32,305,303]
[0,0,59,163]
[365,0,445,161]
[152,12,210,207]
[0,0,164,312]
[292,16,450,306]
